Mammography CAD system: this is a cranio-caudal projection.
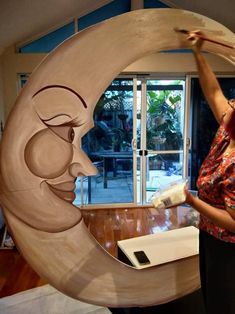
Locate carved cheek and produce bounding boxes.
[24,129,73,179]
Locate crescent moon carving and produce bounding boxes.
[0,9,234,307]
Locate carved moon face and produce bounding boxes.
[0,9,234,307]
[0,84,98,231]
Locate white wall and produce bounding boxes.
[2,46,45,118]
[124,52,235,74]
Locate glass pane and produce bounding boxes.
[75,79,134,205]
[146,80,185,151]
[18,73,30,89]
[146,153,183,202]
[136,80,142,150]
[136,155,141,204]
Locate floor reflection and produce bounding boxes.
[82,206,199,257]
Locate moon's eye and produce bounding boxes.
[49,125,75,143]
[69,128,75,142]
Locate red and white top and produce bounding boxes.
[197,122,235,242]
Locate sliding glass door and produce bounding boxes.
[135,78,187,204]
[75,76,188,207]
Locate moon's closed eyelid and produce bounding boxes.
[43,116,81,143]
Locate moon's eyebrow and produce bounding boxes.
[32,85,87,108]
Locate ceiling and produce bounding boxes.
[0,0,234,55]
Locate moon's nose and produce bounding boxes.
[69,161,98,177]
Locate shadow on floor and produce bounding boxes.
[109,289,206,314]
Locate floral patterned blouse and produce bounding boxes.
[197,122,235,242]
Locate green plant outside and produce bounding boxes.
[146,85,183,151]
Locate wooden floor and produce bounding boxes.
[0,206,196,298]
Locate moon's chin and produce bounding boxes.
[48,185,76,203]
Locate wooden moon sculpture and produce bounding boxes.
[0,9,234,308]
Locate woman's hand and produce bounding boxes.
[186,30,228,123]
[184,187,196,206]
[187,30,204,54]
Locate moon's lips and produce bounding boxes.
[47,181,76,203]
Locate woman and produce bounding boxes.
[185,31,235,314]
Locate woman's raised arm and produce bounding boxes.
[188,31,228,123]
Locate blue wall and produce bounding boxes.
[19,0,169,53]
[78,0,131,31]
[19,22,74,53]
[144,0,168,8]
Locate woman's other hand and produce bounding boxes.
[184,187,196,206]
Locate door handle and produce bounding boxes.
[131,138,137,150]
[139,150,148,156]
[186,137,191,149]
